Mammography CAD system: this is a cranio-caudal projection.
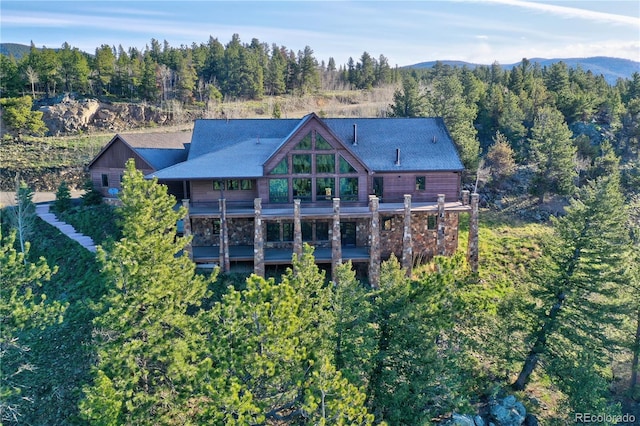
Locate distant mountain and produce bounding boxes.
[0,43,32,59]
[408,56,640,85]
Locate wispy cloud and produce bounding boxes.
[481,0,640,26]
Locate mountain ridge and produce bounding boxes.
[407,56,640,84]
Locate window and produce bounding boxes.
[227,179,240,190]
[101,174,109,187]
[269,158,288,175]
[340,177,358,201]
[282,222,294,241]
[293,178,312,201]
[292,154,311,174]
[316,222,329,240]
[294,133,312,150]
[316,154,335,173]
[373,177,384,198]
[241,179,254,190]
[339,156,357,173]
[269,179,288,203]
[316,178,334,200]
[213,180,224,190]
[416,176,426,191]
[427,215,437,230]
[266,222,280,242]
[266,222,294,242]
[302,221,313,241]
[316,134,332,150]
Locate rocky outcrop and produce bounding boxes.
[38,95,198,135]
[441,395,538,426]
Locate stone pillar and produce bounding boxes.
[436,194,446,256]
[467,193,479,273]
[293,199,302,259]
[181,199,192,259]
[368,195,381,288]
[462,189,470,206]
[402,194,413,276]
[254,198,265,277]
[219,198,230,272]
[331,198,342,282]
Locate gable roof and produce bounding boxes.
[88,131,192,170]
[148,114,464,180]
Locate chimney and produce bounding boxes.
[395,148,401,166]
[353,124,358,146]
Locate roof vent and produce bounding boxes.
[395,148,401,166]
[256,135,260,144]
[432,135,437,143]
[353,124,358,146]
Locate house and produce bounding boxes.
[87,131,192,198]
[88,113,479,285]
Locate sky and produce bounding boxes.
[1,0,639,67]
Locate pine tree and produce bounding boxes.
[0,229,64,424]
[53,180,72,214]
[528,105,577,202]
[513,162,630,413]
[389,74,426,118]
[198,246,373,424]
[80,159,211,424]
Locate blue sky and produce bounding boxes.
[1,0,638,67]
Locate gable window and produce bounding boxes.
[316,134,332,150]
[416,176,426,191]
[316,178,335,201]
[340,177,359,201]
[101,174,109,187]
[269,179,289,203]
[292,154,311,174]
[339,156,357,173]
[269,158,288,175]
[316,154,335,174]
[294,133,312,150]
[293,178,312,201]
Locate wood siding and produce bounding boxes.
[374,171,460,202]
[90,138,154,196]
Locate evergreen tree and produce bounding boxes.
[0,96,47,138]
[513,163,630,413]
[528,105,577,202]
[80,159,211,424]
[427,74,481,170]
[198,246,373,424]
[366,254,472,424]
[53,180,72,214]
[389,74,426,118]
[0,229,65,424]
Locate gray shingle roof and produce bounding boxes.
[148,115,463,180]
[324,117,463,171]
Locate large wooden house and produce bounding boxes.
[88,113,479,285]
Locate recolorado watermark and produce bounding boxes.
[574,413,637,424]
